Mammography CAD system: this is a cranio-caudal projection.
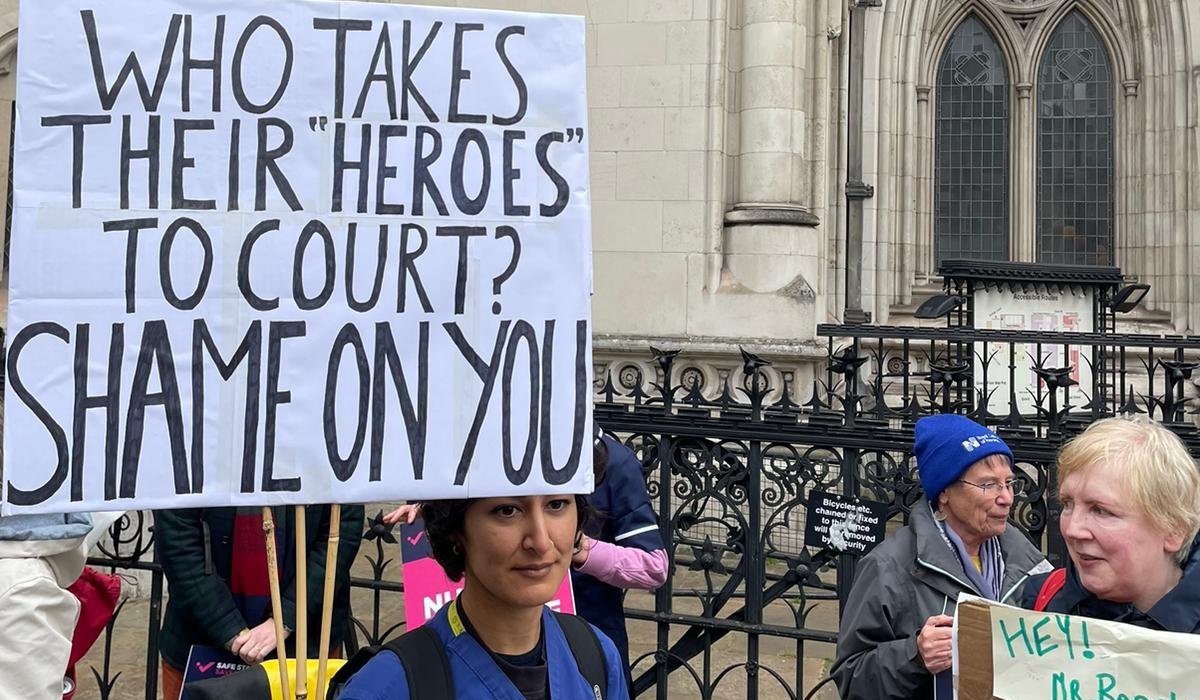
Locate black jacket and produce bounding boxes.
[1020,541,1200,633]
[154,505,364,668]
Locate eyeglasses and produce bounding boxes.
[957,478,1020,495]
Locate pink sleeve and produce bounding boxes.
[575,539,668,591]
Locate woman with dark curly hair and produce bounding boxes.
[384,427,666,689]
[338,492,629,699]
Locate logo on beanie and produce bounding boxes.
[961,433,1001,452]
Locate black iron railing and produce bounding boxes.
[78,324,1200,700]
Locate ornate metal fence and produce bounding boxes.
[79,324,1200,700]
[589,324,1200,699]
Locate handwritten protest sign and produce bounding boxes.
[956,594,1200,700]
[3,0,592,514]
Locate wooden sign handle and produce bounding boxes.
[314,503,342,700]
[262,507,292,700]
[295,506,308,699]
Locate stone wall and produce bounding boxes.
[1,0,1198,378]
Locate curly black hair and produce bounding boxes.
[421,437,609,581]
[421,493,591,582]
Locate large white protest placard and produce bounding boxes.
[3,0,592,514]
[955,594,1200,700]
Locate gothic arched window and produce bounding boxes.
[1036,12,1114,265]
[934,16,1010,264]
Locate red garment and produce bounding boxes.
[161,659,185,700]
[228,510,274,624]
[64,567,122,699]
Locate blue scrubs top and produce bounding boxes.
[337,602,629,700]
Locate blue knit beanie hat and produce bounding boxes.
[914,414,1013,503]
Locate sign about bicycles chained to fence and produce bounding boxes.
[955,595,1200,700]
[803,490,887,556]
[2,0,592,514]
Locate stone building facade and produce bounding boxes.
[0,0,1196,395]
[585,0,1200,397]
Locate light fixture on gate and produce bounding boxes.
[913,293,965,319]
[1107,283,1151,314]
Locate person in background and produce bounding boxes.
[1020,415,1200,632]
[384,425,667,685]
[570,429,667,687]
[831,414,1050,700]
[0,379,115,700]
[154,505,364,700]
[340,493,629,699]
[0,509,92,700]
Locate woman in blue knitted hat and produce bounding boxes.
[831,414,1050,700]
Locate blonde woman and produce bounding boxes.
[1021,415,1200,632]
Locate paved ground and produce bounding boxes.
[622,586,841,700]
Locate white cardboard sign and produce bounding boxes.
[3,0,592,513]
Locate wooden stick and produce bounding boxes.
[295,506,308,700]
[262,507,292,700]
[314,503,341,700]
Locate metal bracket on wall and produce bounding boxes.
[846,180,875,200]
[843,308,872,324]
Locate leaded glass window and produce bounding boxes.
[1036,12,1114,265]
[934,16,1010,264]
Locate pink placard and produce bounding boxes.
[399,519,575,629]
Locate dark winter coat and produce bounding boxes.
[154,505,364,669]
[831,503,1050,700]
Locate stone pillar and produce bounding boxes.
[721,0,820,308]
[1014,82,1035,262]
[915,84,932,278]
[1119,79,1140,277]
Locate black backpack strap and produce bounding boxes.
[554,612,608,700]
[325,644,377,699]
[326,626,452,700]
[387,626,453,700]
